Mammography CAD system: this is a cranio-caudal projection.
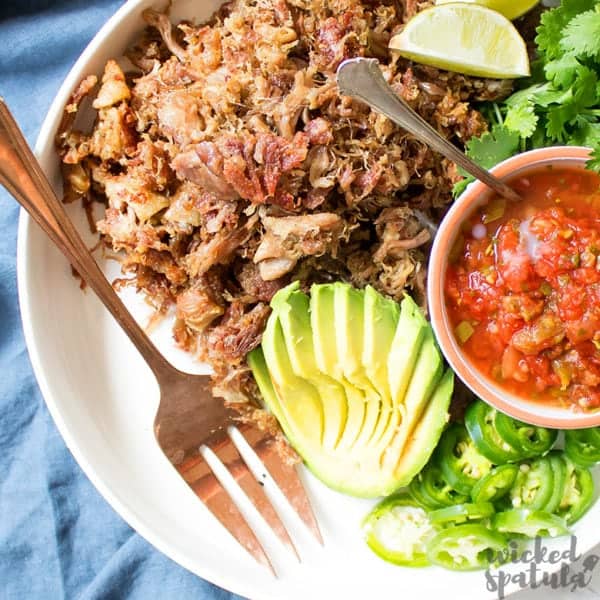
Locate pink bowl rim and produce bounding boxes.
[428,145,600,429]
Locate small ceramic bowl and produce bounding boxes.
[428,145,600,429]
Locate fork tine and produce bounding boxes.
[241,427,324,545]
[210,440,300,561]
[178,453,276,575]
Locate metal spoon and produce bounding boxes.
[336,57,522,203]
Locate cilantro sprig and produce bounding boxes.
[453,122,520,197]
[455,0,600,196]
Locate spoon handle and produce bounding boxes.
[0,98,176,380]
[336,58,522,203]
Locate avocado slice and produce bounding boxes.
[392,369,453,484]
[248,347,292,433]
[260,314,324,447]
[332,283,383,449]
[310,283,366,450]
[388,294,428,402]
[383,326,443,471]
[311,284,342,378]
[271,284,348,450]
[377,295,428,455]
[362,286,400,446]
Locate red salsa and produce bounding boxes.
[445,166,600,411]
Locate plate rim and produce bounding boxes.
[14,1,600,598]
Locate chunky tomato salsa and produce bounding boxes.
[445,166,600,410]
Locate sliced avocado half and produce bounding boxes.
[250,282,451,498]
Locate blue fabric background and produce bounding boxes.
[0,2,241,598]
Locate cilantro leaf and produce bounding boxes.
[504,102,538,138]
[545,103,579,141]
[533,86,574,108]
[452,178,470,198]
[544,55,582,88]
[464,124,520,170]
[530,120,550,149]
[504,83,549,107]
[570,120,600,146]
[505,82,575,109]
[572,64,599,106]
[586,146,600,172]
[560,8,600,58]
[536,0,597,61]
[452,125,520,197]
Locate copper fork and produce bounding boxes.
[0,98,322,574]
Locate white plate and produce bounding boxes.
[16,1,600,598]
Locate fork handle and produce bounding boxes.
[0,98,177,382]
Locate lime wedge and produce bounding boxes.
[389,4,530,79]
[436,0,539,21]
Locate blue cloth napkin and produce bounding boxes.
[0,2,242,598]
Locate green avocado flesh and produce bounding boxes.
[249,282,453,498]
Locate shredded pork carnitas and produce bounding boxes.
[56,0,513,417]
